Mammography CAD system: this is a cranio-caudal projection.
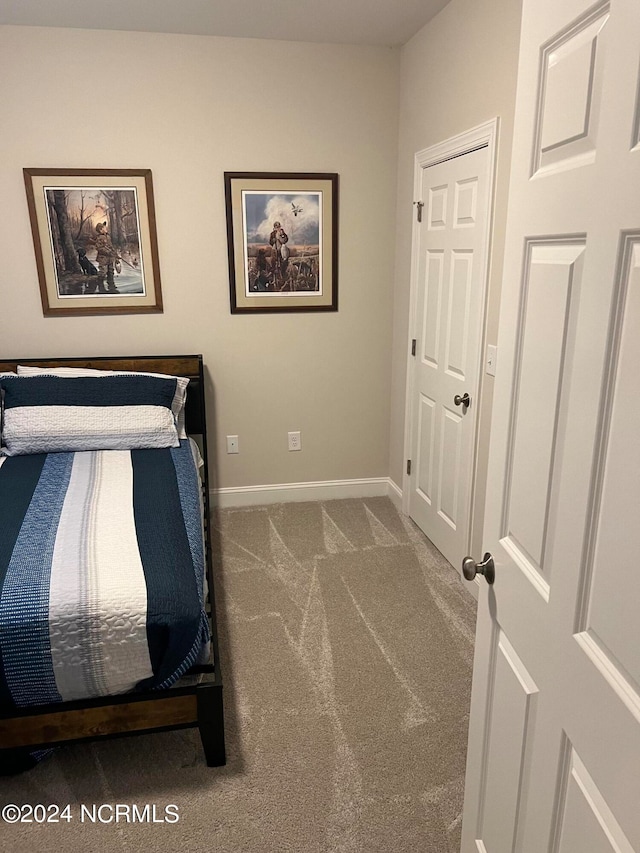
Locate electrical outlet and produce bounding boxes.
[226,435,239,454]
[288,431,302,451]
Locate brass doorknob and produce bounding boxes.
[454,393,470,407]
[462,552,495,585]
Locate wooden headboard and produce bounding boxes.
[0,354,206,437]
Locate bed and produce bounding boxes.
[0,354,225,773]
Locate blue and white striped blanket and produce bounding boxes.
[0,440,209,710]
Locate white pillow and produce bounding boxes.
[17,365,189,439]
[1,374,180,456]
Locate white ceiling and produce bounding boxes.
[0,0,451,47]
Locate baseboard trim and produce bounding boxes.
[212,477,403,508]
[387,479,403,511]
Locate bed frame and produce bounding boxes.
[0,355,226,769]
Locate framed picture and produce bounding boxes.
[23,168,163,316]
[224,172,338,313]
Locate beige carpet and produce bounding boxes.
[0,497,476,853]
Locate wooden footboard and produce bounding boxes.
[0,694,197,748]
[0,682,225,766]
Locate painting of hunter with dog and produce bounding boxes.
[43,186,145,297]
[225,171,338,313]
[242,190,322,296]
[24,168,163,316]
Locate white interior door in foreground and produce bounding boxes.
[408,145,490,571]
[461,1,640,851]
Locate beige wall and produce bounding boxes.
[0,6,523,514]
[0,25,399,490]
[389,0,522,552]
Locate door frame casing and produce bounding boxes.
[402,118,499,585]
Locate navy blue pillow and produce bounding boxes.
[0,375,180,456]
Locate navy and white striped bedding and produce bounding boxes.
[0,439,209,710]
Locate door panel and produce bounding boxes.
[416,394,436,504]
[478,630,538,853]
[534,3,609,175]
[554,746,635,853]
[445,250,473,379]
[505,241,585,579]
[581,236,640,691]
[422,250,443,367]
[461,1,640,851]
[438,407,462,529]
[454,177,478,227]
[428,184,448,229]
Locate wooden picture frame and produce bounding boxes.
[23,168,163,316]
[224,172,338,313]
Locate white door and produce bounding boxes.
[408,143,491,571]
[461,1,640,851]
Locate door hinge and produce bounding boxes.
[411,339,416,356]
[414,201,424,223]
[407,459,412,476]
